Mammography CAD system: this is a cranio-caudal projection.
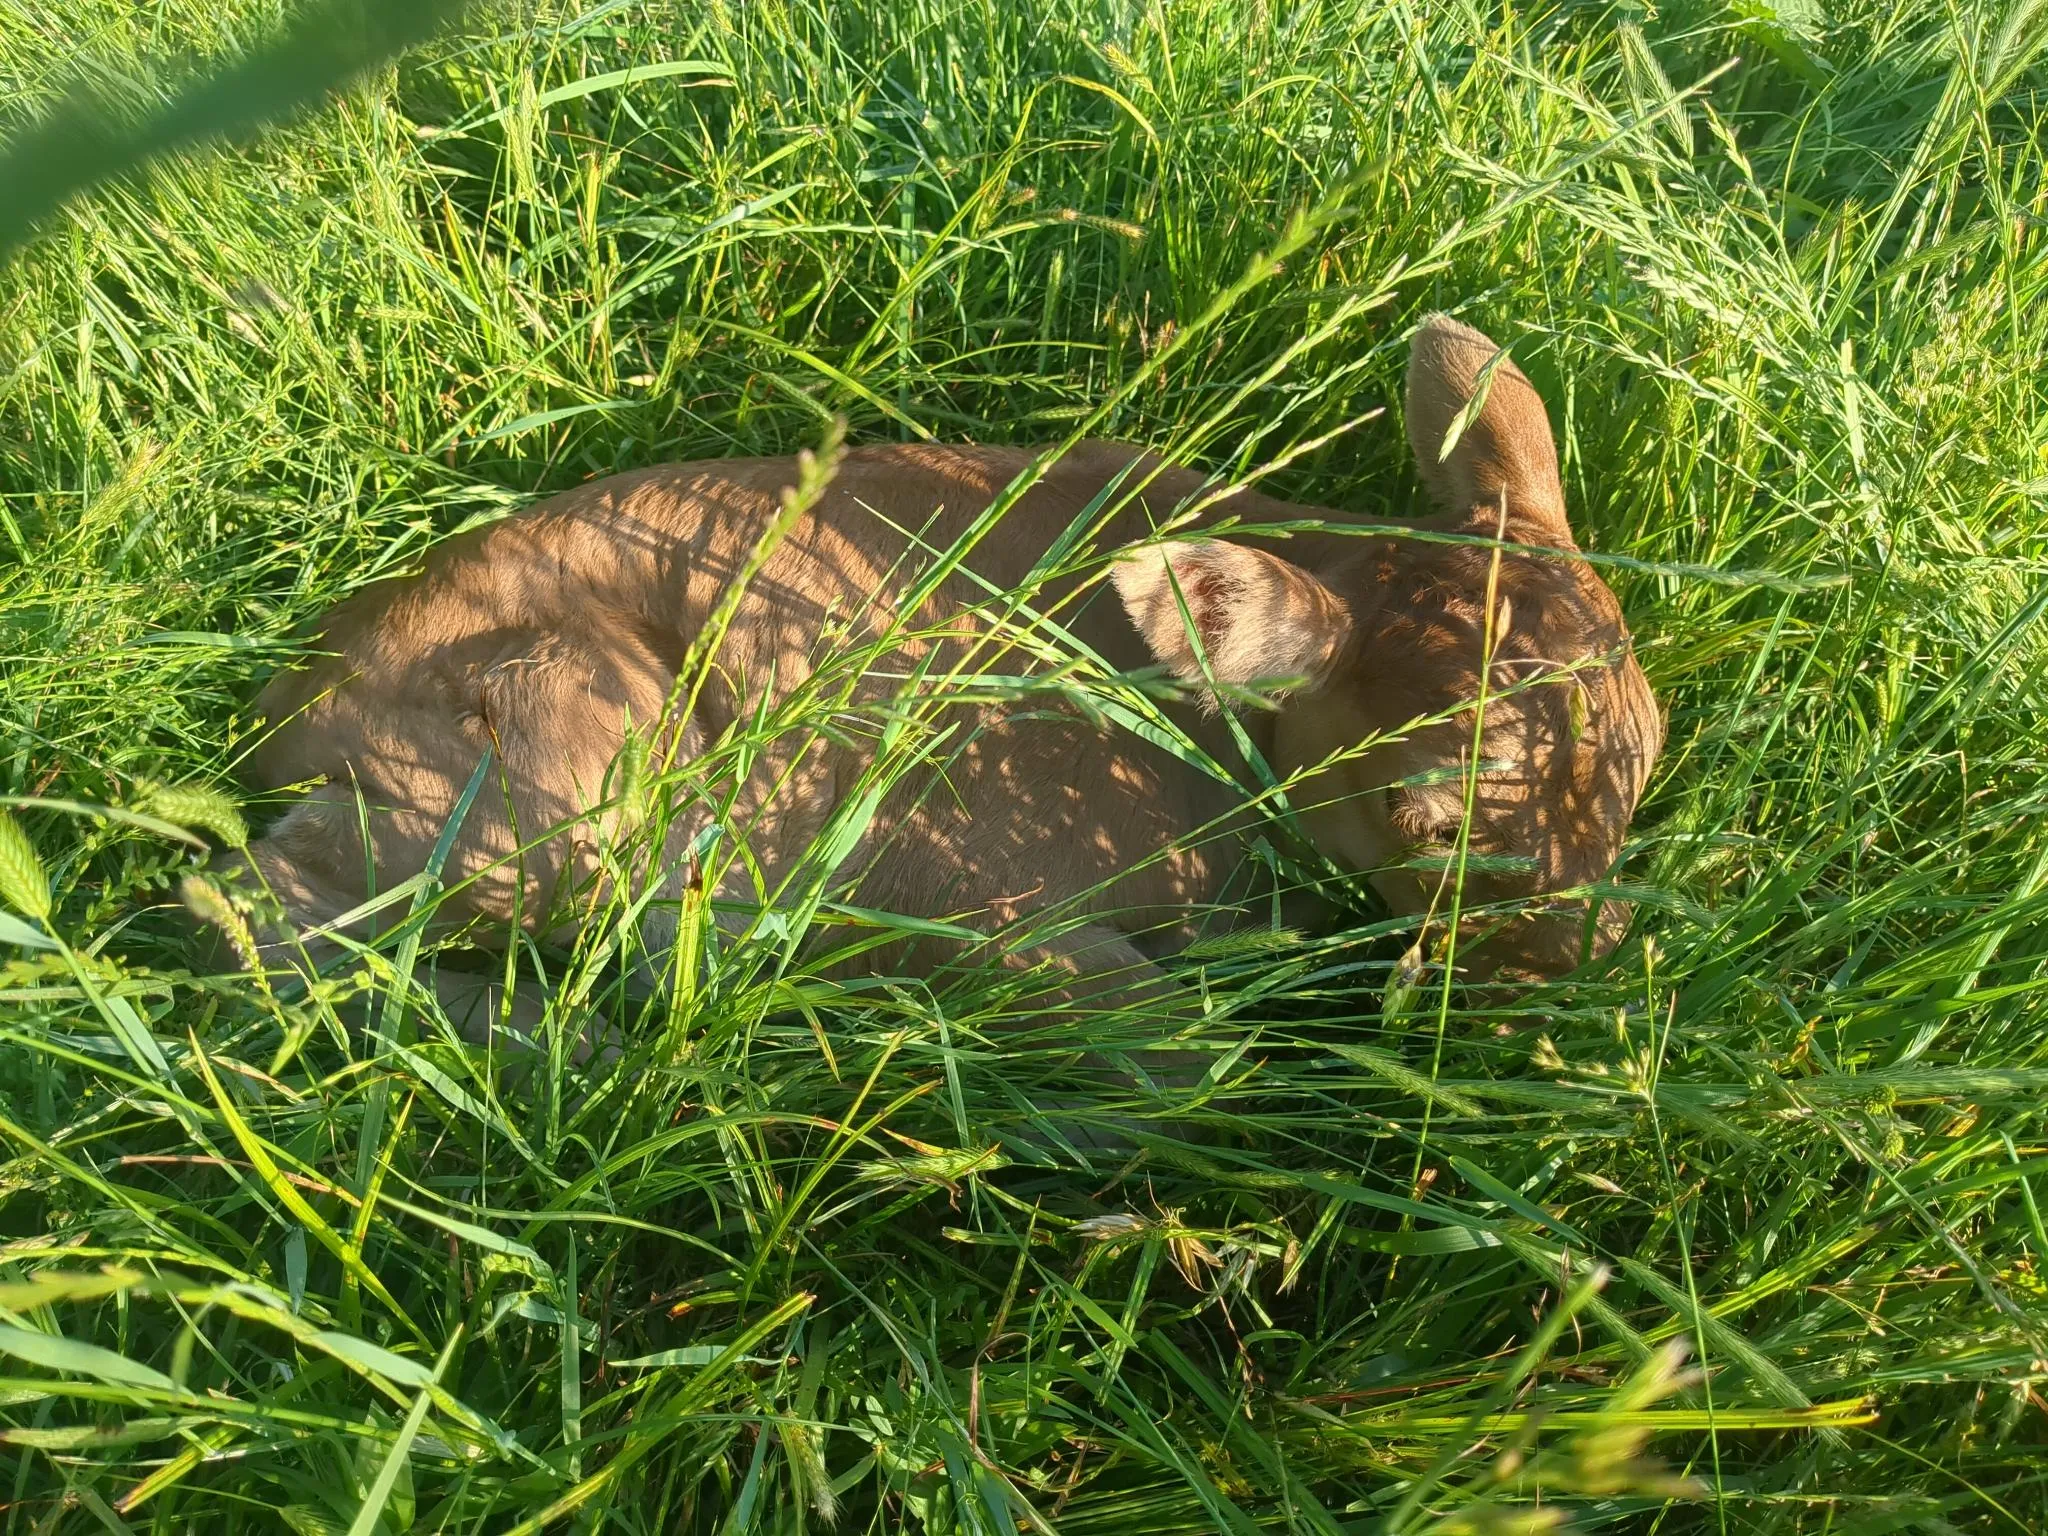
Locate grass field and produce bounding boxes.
[2,0,2047,1528]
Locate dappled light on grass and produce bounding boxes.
[1,0,2047,1529]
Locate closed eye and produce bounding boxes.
[1388,790,1461,848]
[1405,847,1544,876]
[1392,809,1538,874]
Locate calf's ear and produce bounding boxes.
[1405,312,1572,547]
[1112,538,1351,699]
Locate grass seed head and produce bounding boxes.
[0,812,50,922]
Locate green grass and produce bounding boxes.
[2,0,2047,1528]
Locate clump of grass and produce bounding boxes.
[2,0,2047,1530]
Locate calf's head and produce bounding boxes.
[1115,314,1662,980]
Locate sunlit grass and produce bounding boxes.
[1,0,2046,1529]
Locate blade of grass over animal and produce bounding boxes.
[0,0,477,259]
[354,745,494,1203]
[1431,337,1514,467]
[663,418,847,772]
[1394,493,1510,1257]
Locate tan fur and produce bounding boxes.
[234,314,1660,1005]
